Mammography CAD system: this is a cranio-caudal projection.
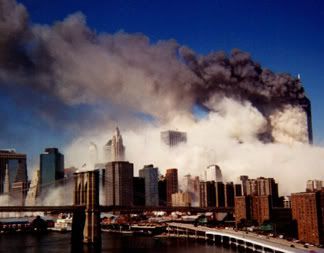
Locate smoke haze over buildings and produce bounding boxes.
[0,0,323,195]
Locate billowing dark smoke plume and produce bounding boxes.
[180,47,305,104]
[1,0,322,197]
[0,0,311,146]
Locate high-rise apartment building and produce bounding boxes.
[105,161,133,206]
[0,149,27,194]
[166,168,178,206]
[40,148,64,189]
[139,164,159,206]
[160,130,187,147]
[103,127,125,162]
[291,191,324,245]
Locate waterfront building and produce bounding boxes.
[160,130,187,147]
[103,127,125,162]
[234,196,252,224]
[171,191,191,207]
[165,168,178,206]
[291,191,324,245]
[40,148,64,189]
[105,161,133,206]
[251,195,272,225]
[139,165,159,206]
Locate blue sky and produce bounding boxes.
[2,0,324,162]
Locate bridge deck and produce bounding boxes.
[0,205,233,213]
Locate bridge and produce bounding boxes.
[0,170,233,245]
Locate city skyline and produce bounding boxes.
[0,0,324,196]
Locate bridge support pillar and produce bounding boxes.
[74,170,101,245]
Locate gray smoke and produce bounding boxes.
[0,0,310,145]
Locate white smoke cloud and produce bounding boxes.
[63,97,324,196]
[270,105,309,144]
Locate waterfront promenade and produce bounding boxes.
[167,223,324,253]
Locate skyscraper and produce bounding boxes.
[133,177,145,206]
[0,149,27,194]
[306,179,323,192]
[158,176,167,206]
[103,127,125,162]
[139,164,159,206]
[40,148,64,189]
[199,181,216,207]
[204,165,223,182]
[165,168,178,206]
[25,169,41,206]
[160,130,187,147]
[105,161,133,206]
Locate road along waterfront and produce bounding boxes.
[166,223,324,253]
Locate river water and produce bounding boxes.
[0,232,240,253]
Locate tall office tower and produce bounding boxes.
[133,177,145,206]
[103,127,125,162]
[306,180,323,192]
[40,148,64,190]
[291,191,324,245]
[88,142,98,167]
[105,161,133,206]
[199,181,216,207]
[0,149,27,194]
[204,165,223,182]
[158,176,167,206]
[166,168,178,206]
[139,164,159,206]
[240,175,249,196]
[224,182,235,208]
[215,181,225,208]
[25,169,41,206]
[160,130,187,147]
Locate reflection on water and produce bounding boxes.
[0,232,239,253]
